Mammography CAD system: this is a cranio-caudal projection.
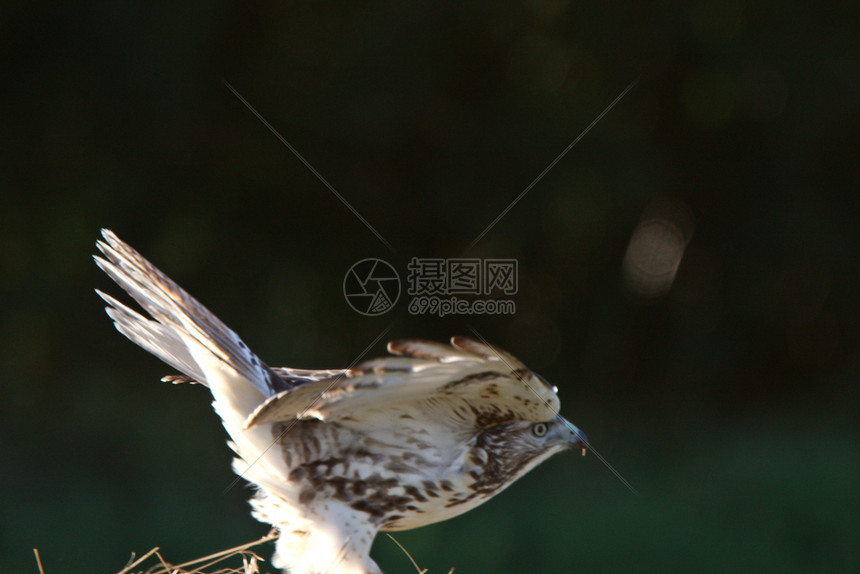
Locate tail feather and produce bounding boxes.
[95,229,290,487]
[94,230,273,395]
[97,289,207,382]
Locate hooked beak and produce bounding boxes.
[550,416,589,456]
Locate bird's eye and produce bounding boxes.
[531,422,548,437]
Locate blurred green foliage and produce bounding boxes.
[2,1,858,572]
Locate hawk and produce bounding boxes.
[94,229,588,574]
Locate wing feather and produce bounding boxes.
[387,339,477,361]
[245,338,560,428]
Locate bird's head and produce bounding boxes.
[470,415,587,495]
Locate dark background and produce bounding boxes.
[2,2,859,572]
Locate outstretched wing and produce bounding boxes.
[245,336,561,429]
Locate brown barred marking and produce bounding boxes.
[299,490,316,504]
[404,485,428,503]
[288,467,306,482]
[442,370,499,389]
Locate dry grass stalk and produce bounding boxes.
[115,530,279,574]
[37,528,454,574]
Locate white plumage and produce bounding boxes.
[95,229,587,574]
